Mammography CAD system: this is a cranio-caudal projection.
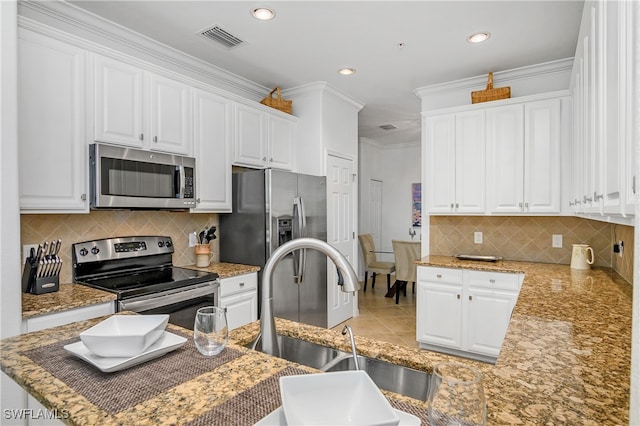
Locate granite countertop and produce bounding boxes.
[22,284,117,320]
[3,258,632,424]
[181,261,261,279]
[21,262,260,320]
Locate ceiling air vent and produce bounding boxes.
[379,124,398,131]
[199,25,244,49]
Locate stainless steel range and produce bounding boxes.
[72,236,219,329]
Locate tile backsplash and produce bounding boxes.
[21,211,219,283]
[430,216,634,283]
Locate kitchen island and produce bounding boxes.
[1,259,632,424]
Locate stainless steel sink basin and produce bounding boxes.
[249,334,343,370]
[248,334,431,400]
[323,355,431,401]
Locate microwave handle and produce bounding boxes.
[176,165,185,198]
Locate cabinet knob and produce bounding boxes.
[436,274,442,278]
[519,202,523,208]
[239,282,245,287]
[524,202,529,208]
[455,203,459,209]
[583,195,592,203]
[594,192,603,201]
[450,203,454,209]
[262,157,267,161]
[196,198,201,204]
[489,279,495,283]
[269,158,273,162]
[139,133,144,141]
[457,294,460,299]
[153,136,158,143]
[80,193,87,201]
[469,295,473,301]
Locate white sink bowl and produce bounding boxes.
[280,370,400,426]
[80,315,169,358]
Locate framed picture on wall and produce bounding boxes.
[412,183,421,227]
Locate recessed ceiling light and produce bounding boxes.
[252,8,275,21]
[467,32,490,43]
[338,68,356,76]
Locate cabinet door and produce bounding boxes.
[487,104,525,213]
[234,104,267,167]
[524,98,561,213]
[219,291,258,331]
[465,287,517,357]
[416,281,462,349]
[192,89,232,212]
[455,110,486,213]
[267,114,294,170]
[149,74,192,155]
[18,31,88,212]
[94,55,145,148]
[425,114,456,213]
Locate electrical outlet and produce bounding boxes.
[188,232,197,248]
[23,244,38,264]
[474,231,483,244]
[552,234,563,248]
[618,240,624,257]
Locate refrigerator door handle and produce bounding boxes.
[292,197,304,283]
[298,197,307,283]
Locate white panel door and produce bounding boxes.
[94,55,144,148]
[425,114,456,213]
[192,89,232,212]
[455,110,486,213]
[18,30,88,212]
[327,154,356,328]
[524,98,561,213]
[149,74,192,155]
[234,104,266,167]
[267,114,294,170]
[486,104,525,213]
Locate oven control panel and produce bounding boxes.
[72,236,174,264]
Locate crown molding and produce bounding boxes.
[414,57,574,99]
[18,0,269,101]
[282,82,364,111]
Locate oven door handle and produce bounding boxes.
[119,283,218,312]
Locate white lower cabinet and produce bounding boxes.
[416,266,523,363]
[217,273,258,331]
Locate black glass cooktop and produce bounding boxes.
[77,266,218,299]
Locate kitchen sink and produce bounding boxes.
[322,355,431,401]
[248,334,343,370]
[248,334,431,400]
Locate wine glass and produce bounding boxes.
[427,362,486,426]
[194,306,228,356]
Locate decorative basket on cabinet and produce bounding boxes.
[471,72,510,104]
[260,87,292,114]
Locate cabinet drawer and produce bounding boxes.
[465,270,522,291]
[218,273,257,298]
[418,266,463,285]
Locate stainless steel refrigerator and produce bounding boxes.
[219,169,329,327]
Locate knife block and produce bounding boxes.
[21,259,60,295]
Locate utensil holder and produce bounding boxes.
[21,259,60,295]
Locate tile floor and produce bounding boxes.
[331,278,419,348]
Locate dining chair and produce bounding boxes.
[358,234,395,292]
[391,240,421,304]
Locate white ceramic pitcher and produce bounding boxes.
[570,244,594,270]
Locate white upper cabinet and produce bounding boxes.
[94,55,144,148]
[425,110,485,214]
[93,55,192,156]
[18,30,88,213]
[149,74,192,155]
[233,103,295,170]
[192,89,232,213]
[487,98,562,214]
[571,0,637,219]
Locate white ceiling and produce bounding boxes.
[69,0,584,146]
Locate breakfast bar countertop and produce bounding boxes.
[2,258,633,425]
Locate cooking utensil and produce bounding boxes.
[205,226,216,242]
[37,241,49,277]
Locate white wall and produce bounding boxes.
[358,139,421,270]
[1,0,29,419]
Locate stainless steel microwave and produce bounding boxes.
[89,143,196,210]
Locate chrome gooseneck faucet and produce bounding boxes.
[254,238,359,357]
[341,325,360,371]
